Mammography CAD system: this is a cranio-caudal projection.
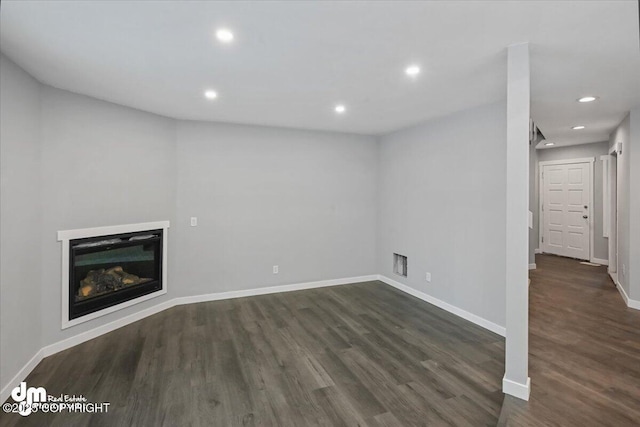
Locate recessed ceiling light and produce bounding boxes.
[405,65,421,77]
[334,104,346,114]
[204,90,218,100]
[571,125,585,130]
[545,142,555,146]
[216,29,234,43]
[577,96,597,103]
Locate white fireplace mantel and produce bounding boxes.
[57,221,169,329]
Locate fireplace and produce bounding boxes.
[69,229,163,319]
[58,222,169,328]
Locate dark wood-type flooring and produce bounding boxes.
[1,281,505,427]
[499,254,640,426]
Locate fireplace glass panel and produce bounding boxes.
[69,230,163,319]
[74,244,158,301]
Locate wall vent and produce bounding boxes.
[393,253,408,277]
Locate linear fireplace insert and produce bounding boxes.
[68,229,163,320]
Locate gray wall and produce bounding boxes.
[174,121,378,296]
[39,87,178,347]
[0,55,43,388]
[2,82,379,391]
[534,141,610,261]
[376,103,507,328]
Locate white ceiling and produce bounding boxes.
[1,1,639,142]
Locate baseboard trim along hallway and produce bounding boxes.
[616,280,640,310]
[377,275,506,337]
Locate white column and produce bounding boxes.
[503,42,531,401]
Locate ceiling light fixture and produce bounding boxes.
[204,90,218,99]
[577,96,597,103]
[405,65,421,77]
[544,142,555,146]
[216,29,234,43]
[334,104,346,114]
[571,125,585,130]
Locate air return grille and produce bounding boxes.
[393,253,408,277]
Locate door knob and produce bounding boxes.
[583,215,588,219]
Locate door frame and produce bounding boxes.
[538,157,595,261]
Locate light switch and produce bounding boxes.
[190,217,198,227]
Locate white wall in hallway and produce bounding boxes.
[529,136,539,264]
[630,108,640,301]
[609,115,632,298]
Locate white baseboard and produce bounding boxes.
[2,273,508,404]
[534,248,542,254]
[377,275,506,337]
[615,281,640,310]
[2,299,177,403]
[1,350,44,404]
[528,263,536,270]
[503,376,531,401]
[1,274,378,401]
[590,257,609,266]
[174,275,379,306]
[41,299,176,358]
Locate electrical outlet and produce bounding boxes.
[190,217,198,227]
[622,264,626,277]
[426,272,431,282]
[273,265,279,274]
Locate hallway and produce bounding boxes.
[499,254,640,425]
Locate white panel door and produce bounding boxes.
[542,162,590,260]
